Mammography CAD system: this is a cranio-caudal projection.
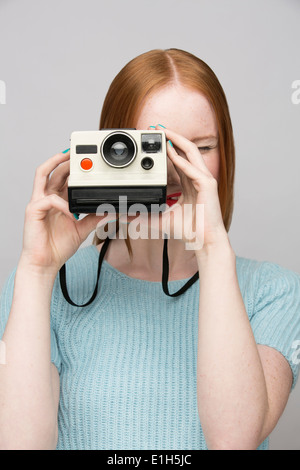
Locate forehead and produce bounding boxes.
[136,84,218,140]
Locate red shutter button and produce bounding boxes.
[80,158,93,171]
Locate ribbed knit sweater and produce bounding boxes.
[1,244,300,450]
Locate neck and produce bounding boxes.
[101,231,198,281]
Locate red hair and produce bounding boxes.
[93,48,235,253]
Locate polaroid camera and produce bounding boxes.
[68,129,167,213]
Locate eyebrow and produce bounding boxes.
[194,135,218,142]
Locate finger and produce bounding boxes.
[59,181,69,202]
[166,144,188,185]
[75,214,101,243]
[167,141,202,183]
[167,141,218,195]
[27,193,74,222]
[47,160,70,194]
[31,151,70,202]
[167,154,194,200]
[157,126,210,174]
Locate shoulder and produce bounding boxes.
[236,255,300,388]
[235,254,300,281]
[63,244,99,272]
[235,254,300,309]
[51,244,113,315]
[55,244,100,289]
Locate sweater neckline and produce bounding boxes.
[90,244,194,285]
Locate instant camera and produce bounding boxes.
[68,129,167,213]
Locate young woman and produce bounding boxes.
[1,49,300,450]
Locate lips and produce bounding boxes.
[166,192,182,207]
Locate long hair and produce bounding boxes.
[93,48,235,257]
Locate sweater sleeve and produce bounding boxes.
[250,262,300,390]
[0,268,62,374]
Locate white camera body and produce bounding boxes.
[68,129,167,213]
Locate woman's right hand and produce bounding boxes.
[20,150,100,275]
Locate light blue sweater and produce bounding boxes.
[1,244,300,450]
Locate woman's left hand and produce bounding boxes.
[156,125,229,252]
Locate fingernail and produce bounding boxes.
[73,213,79,220]
[158,124,166,128]
[62,148,70,154]
[149,126,156,129]
[168,140,173,147]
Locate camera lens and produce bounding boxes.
[110,142,128,159]
[102,132,136,167]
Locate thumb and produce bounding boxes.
[76,213,102,242]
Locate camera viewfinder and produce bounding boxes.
[141,134,162,153]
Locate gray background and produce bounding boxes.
[0,0,299,450]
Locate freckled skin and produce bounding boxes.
[135,84,220,196]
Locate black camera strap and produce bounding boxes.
[59,237,199,306]
[162,236,199,297]
[59,236,111,307]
